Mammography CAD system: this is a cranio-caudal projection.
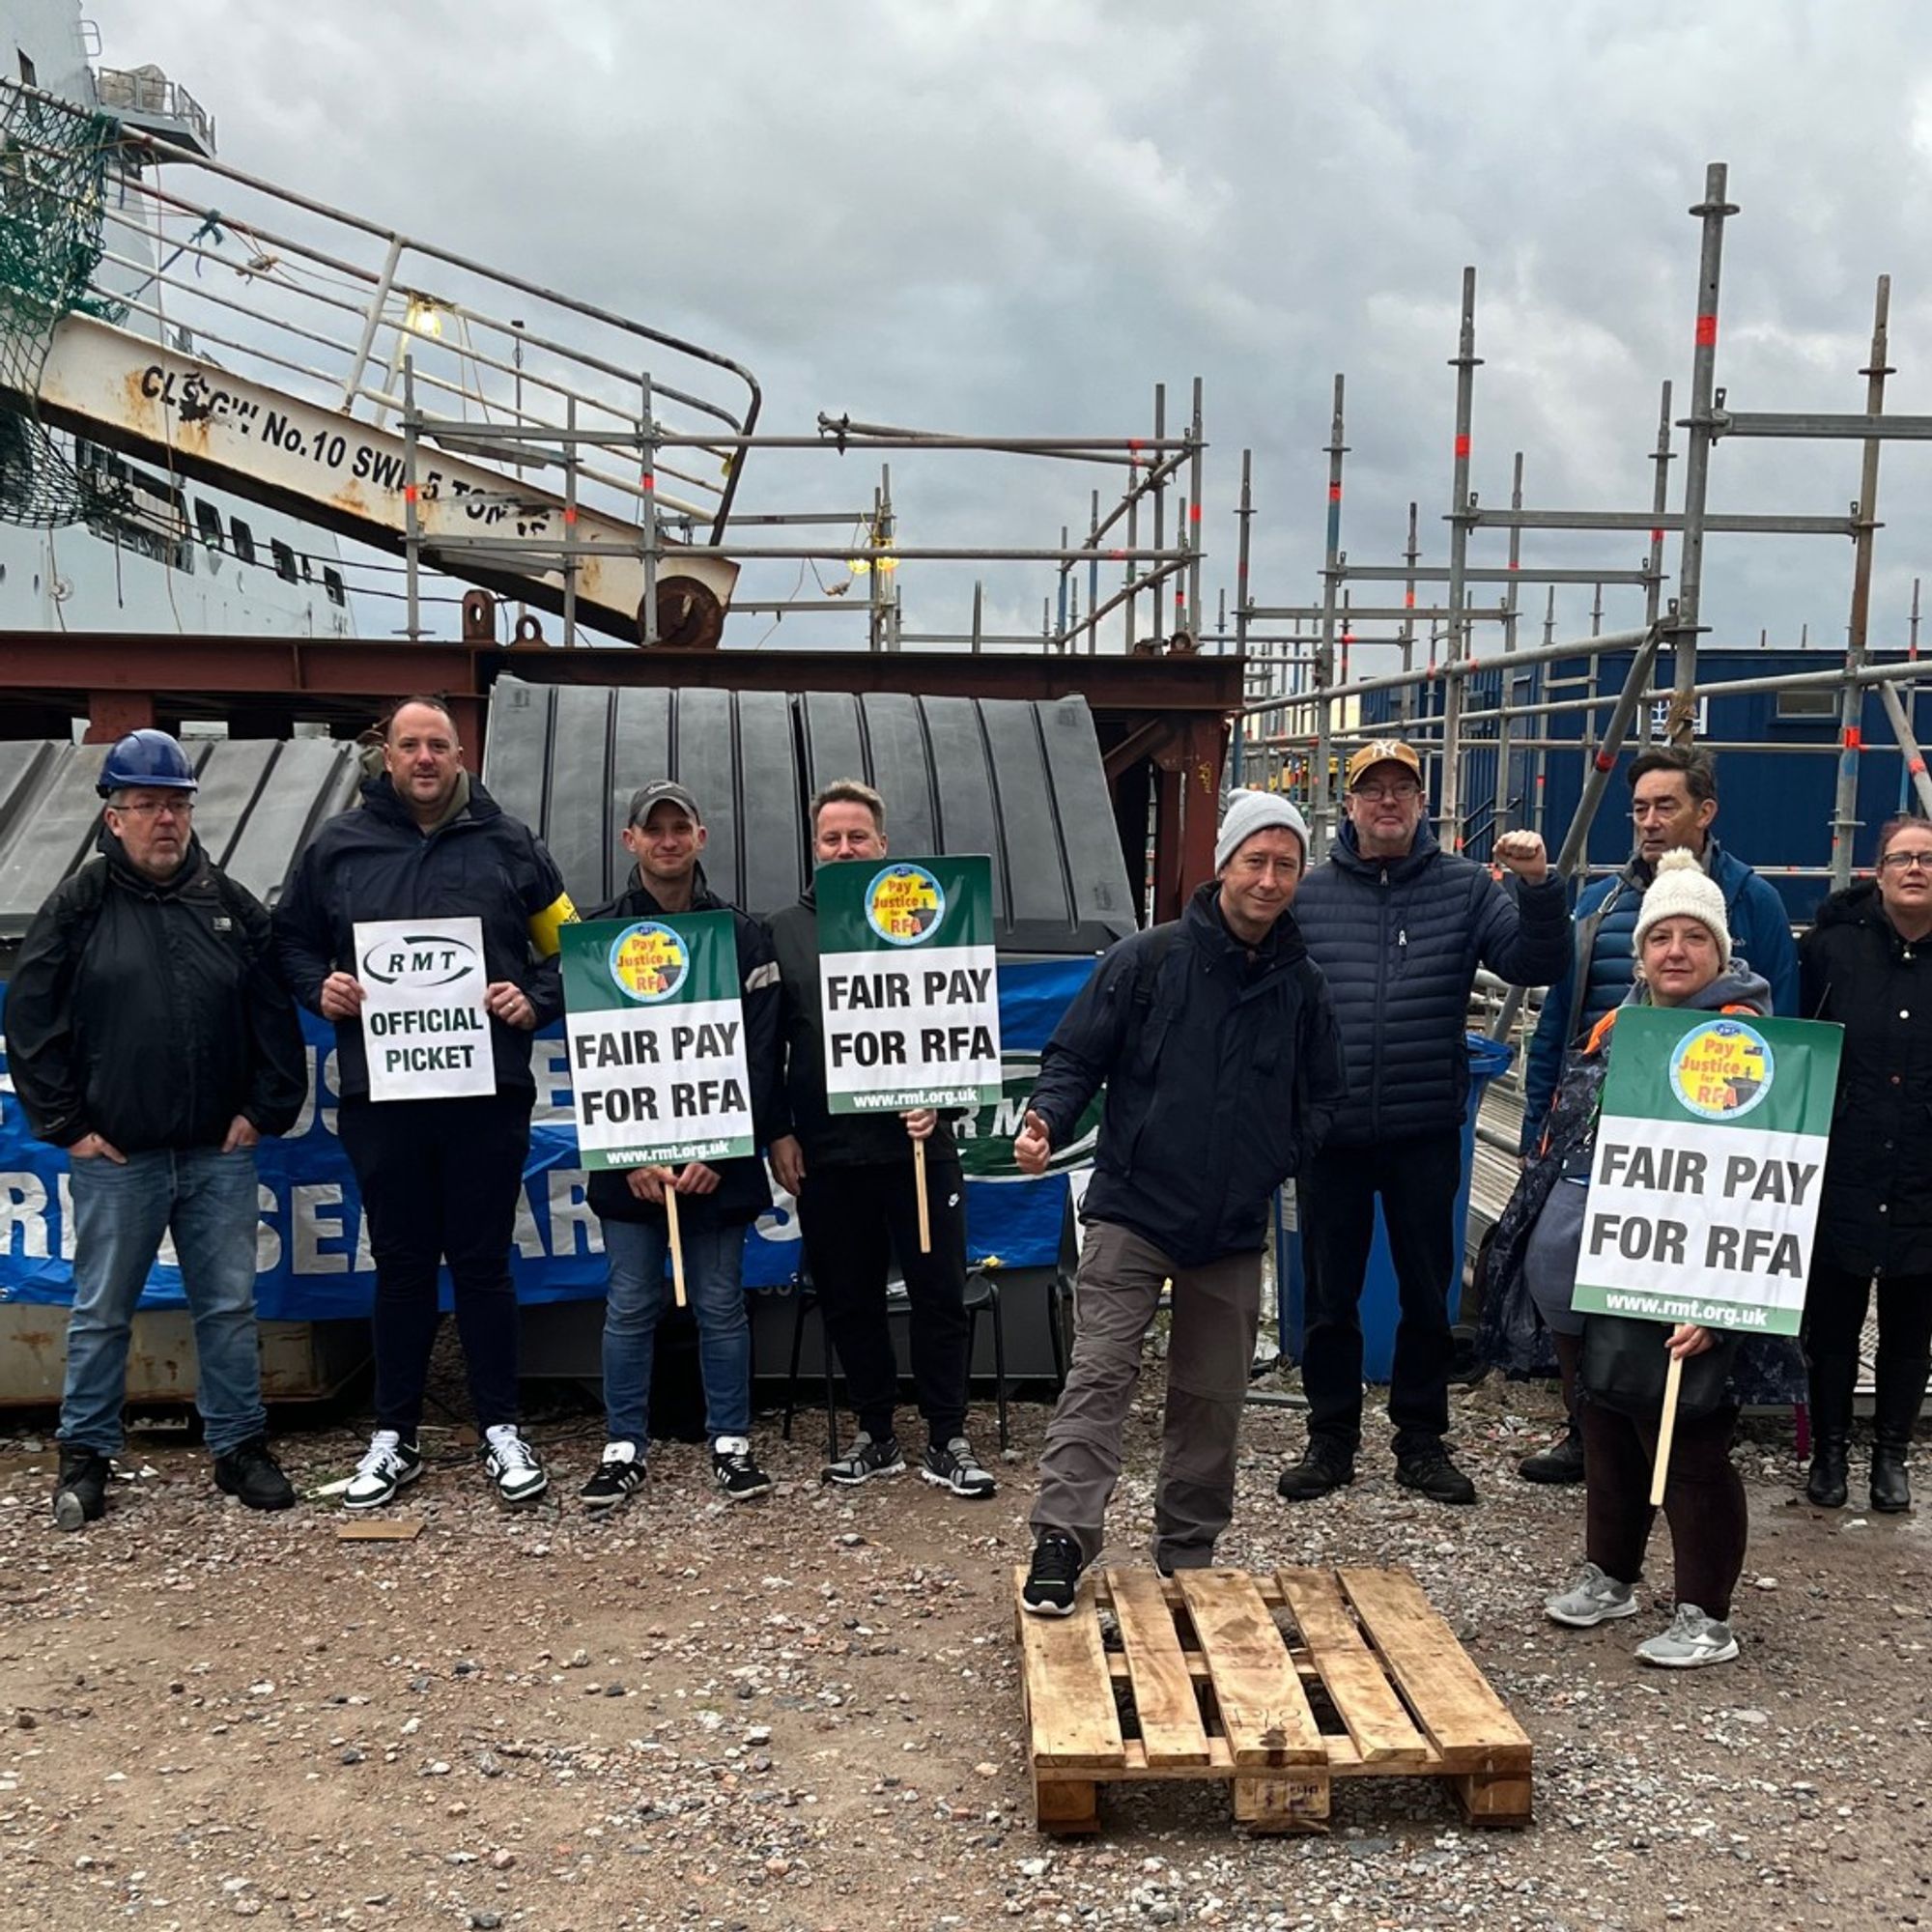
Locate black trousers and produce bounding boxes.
[796,1151,972,1446]
[1299,1128,1463,1454]
[338,1092,532,1435]
[1581,1399,1746,1619]
[1804,1264,1932,1440]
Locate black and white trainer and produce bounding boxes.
[711,1435,774,1502]
[1021,1532,1084,1617]
[342,1430,422,1511]
[579,1442,645,1512]
[922,1435,998,1499]
[821,1432,906,1486]
[482,1424,548,1506]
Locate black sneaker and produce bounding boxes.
[821,1433,906,1486]
[711,1436,774,1502]
[580,1443,646,1512]
[52,1446,111,1531]
[1275,1438,1356,1502]
[921,1435,997,1499]
[1518,1420,1585,1486]
[1022,1533,1084,1617]
[1397,1444,1478,1506]
[213,1437,297,1511]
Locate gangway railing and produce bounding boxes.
[0,79,759,643]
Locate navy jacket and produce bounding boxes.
[1296,820,1569,1148]
[1520,840,1799,1151]
[585,864,783,1229]
[7,830,306,1153]
[1800,882,1932,1279]
[272,775,573,1100]
[1026,883,1346,1267]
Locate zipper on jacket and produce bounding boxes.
[1373,865,1391,1140]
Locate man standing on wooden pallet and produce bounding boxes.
[1015,792,1346,1615]
[1280,739,1569,1509]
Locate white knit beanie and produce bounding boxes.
[1632,847,1731,967]
[1215,790,1311,871]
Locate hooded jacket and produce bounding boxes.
[1295,819,1570,1148]
[272,773,573,1100]
[1026,882,1347,1267]
[1800,880,1932,1279]
[765,879,962,1170]
[583,863,783,1228]
[6,829,307,1152]
[1520,839,1799,1151]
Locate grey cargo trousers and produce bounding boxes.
[1030,1220,1263,1572]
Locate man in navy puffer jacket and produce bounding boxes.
[1281,740,1570,1506]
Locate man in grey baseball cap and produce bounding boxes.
[1014,790,1346,1613]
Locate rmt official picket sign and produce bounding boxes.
[352,916,495,1102]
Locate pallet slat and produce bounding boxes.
[1015,1569,1125,1771]
[1339,1567,1532,1773]
[1105,1569,1210,1768]
[1278,1568,1431,1768]
[1176,1570,1324,1768]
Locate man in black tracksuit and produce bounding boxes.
[6,728,307,1529]
[766,779,995,1499]
[1015,792,1346,1612]
[580,780,785,1511]
[1281,739,1570,1506]
[273,697,576,1511]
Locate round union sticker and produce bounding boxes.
[607,921,689,1004]
[1668,1017,1774,1121]
[865,864,946,947]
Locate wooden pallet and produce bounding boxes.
[1014,1564,1532,1836]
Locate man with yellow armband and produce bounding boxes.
[274,696,577,1508]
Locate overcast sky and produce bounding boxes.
[93,0,1932,673]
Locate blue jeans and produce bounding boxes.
[599,1213,750,1451]
[60,1147,267,1458]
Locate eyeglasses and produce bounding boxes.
[1879,850,1932,873]
[1352,782,1421,803]
[111,799,194,820]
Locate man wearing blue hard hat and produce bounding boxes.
[6,728,309,1529]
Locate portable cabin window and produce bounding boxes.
[194,497,223,548]
[230,517,257,564]
[270,538,298,583]
[1774,688,1837,721]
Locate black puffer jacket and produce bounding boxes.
[766,883,959,1170]
[1295,820,1570,1147]
[6,830,307,1151]
[272,774,572,1099]
[585,865,783,1229]
[1800,882,1932,1278]
[1027,883,1347,1267]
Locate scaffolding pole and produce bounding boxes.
[1314,375,1348,855]
[1439,266,1481,846]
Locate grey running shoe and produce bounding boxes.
[1545,1561,1639,1628]
[821,1432,905,1486]
[921,1435,997,1499]
[1634,1602,1739,1668]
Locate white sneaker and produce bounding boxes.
[482,1424,548,1506]
[1544,1561,1639,1628]
[343,1430,422,1511]
[1634,1602,1738,1668]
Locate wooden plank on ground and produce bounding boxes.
[1277,1568,1430,1768]
[1339,1568,1531,1772]
[1105,1570,1209,1768]
[1176,1571,1323,1769]
[1012,1568,1125,1772]
[335,1519,423,1542]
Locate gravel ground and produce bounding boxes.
[3,1362,1929,1932]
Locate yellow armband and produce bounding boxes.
[526,891,578,959]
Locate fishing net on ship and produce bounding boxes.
[0,86,128,526]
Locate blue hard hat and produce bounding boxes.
[97,728,198,798]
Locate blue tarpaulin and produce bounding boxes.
[0,957,1099,1320]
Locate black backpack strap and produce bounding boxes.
[1131,921,1180,1013]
